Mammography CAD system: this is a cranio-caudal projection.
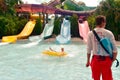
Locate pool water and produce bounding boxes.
[0,39,120,80]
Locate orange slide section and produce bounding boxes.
[2,20,36,43]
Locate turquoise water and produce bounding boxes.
[0,40,120,80]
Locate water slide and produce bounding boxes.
[1,20,36,43]
[78,20,90,43]
[21,16,55,47]
[56,18,71,44]
[29,17,55,42]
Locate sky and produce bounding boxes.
[22,0,102,7]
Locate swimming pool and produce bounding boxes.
[0,39,120,80]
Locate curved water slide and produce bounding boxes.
[56,18,71,44]
[29,16,55,42]
[1,20,36,43]
[78,20,90,43]
[20,16,55,47]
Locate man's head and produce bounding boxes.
[95,15,106,28]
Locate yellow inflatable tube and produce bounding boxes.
[42,50,67,57]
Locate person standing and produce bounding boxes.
[86,15,118,80]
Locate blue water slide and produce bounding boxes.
[56,18,71,44]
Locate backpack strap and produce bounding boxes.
[92,30,119,67]
[92,30,111,56]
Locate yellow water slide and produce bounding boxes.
[2,20,36,43]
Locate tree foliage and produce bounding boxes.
[70,14,79,37]
[0,0,23,15]
[88,0,120,40]
[0,0,27,39]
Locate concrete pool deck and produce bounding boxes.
[44,37,120,46]
[1,37,120,45]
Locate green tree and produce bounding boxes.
[70,14,79,37]
[0,0,27,39]
[53,16,61,35]
[0,0,7,14]
[31,18,42,35]
[88,0,120,40]
[87,14,96,30]
[0,0,23,15]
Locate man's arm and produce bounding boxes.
[112,52,117,61]
[86,53,91,67]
